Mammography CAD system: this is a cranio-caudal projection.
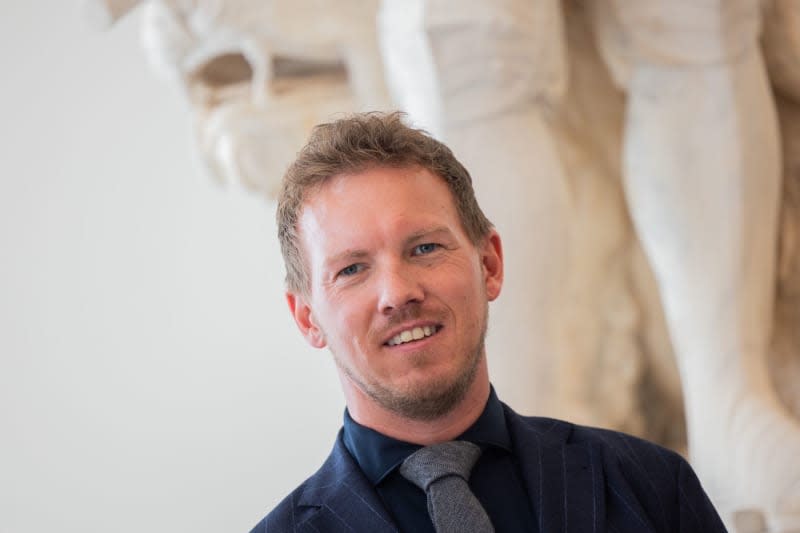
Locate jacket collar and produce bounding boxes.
[294,429,399,532]
[292,405,614,533]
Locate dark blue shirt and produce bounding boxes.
[342,388,537,533]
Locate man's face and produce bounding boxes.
[288,166,503,421]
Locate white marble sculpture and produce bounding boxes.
[418,0,575,419]
[408,0,672,439]
[87,0,800,529]
[763,0,800,424]
[415,1,800,530]
[598,2,798,530]
[87,0,392,198]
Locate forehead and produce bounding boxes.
[296,166,463,259]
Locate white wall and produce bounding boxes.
[0,4,344,532]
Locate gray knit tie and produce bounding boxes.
[399,440,495,533]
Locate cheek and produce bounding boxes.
[325,295,372,347]
[454,269,488,324]
[446,262,485,299]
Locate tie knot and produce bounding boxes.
[399,440,482,490]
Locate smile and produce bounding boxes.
[385,325,441,346]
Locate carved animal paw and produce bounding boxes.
[691,394,800,532]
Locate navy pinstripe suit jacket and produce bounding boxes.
[250,403,726,532]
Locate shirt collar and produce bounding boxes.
[342,386,511,485]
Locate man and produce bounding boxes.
[250,112,726,532]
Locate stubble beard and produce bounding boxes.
[336,304,489,422]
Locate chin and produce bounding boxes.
[372,358,481,421]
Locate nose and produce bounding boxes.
[377,262,425,314]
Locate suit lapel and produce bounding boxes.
[295,408,632,532]
[505,406,607,533]
[295,433,398,533]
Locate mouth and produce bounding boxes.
[385,325,442,347]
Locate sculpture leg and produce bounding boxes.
[423,0,571,414]
[623,46,800,530]
[342,28,393,110]
[450,112,571,414]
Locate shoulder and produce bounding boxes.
[570,419,688,473]
[248,429,380,533]
[506,408,725,532]
[507,407,689,476]
[565,422,724,531]
[248,433,353,533]
[249,482,313,533]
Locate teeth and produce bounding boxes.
[387,326,436,346]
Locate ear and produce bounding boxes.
[480,230,504,301]
[286,291,327,348]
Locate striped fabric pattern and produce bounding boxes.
[250,403,726,533]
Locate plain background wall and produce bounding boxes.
[0,3,345,532]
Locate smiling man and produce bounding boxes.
[250,112,726,533]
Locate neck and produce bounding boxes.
[342,362,491,446]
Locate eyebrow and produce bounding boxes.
[403,226,454,246]
[324,249,371,270]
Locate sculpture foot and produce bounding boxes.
[691,394,800,532]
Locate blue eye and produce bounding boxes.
[338,264,362,277]
[414,243,439,255]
